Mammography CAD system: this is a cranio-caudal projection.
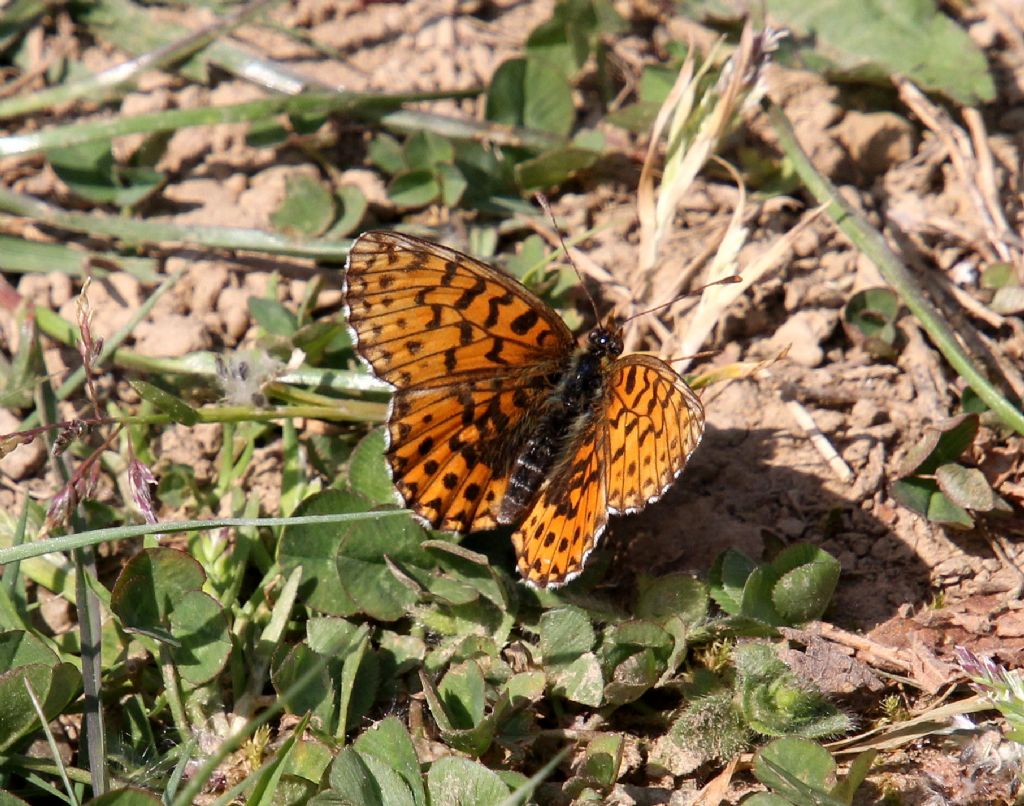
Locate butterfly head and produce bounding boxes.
[587,321,623,359]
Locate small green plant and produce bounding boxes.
[843,287,902,360]
[890,414,1012,529]
[743,737,875,805]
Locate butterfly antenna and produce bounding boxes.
[620,274,742,325]
[535,192,602,322]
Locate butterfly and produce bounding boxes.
[342,230,705,587]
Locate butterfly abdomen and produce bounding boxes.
[498,350,606,525]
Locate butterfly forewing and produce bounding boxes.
[603,355,704,515]
[344,231,573,389]
[344,231,574,531]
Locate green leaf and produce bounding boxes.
[329,185,368,238]
[709,548,757,615]
[935,463,997,511]
[356,753,417,806]
[990,285,1024,315]
[769,0,995,105]
[354,717,426,806]
[273,643,336,730]
[110,547,206,633]
[337,632,379,739]
[514,146,599,189]
[538,606,594,664]
[129,379,199,426]
[437,163,468,207]
[426,756,510,806]
[336,513,432,621]
[769,545,841,625]
[0,630,59,669]
[635,573,708,627]
[248,296,299,337]
[368,133,407,174]
[740,565,785,626]
[578,733,623,788]
[843,287,900,359]
[325,747,384,806]
[167,590,230,686]
[438,660,487,729]
[898,414,979,476]
[277,489,371,616]
[388,170,441,209]
[48,140,165,207]
[603,648,662,705]
[831,749,876,803]
[348,428,396,505]
[549,652,604,706]
[404,131,455,170]
[981,261,1014,290]
[891,476,975,529]
[486,58,574,137]
[753,737,841,804]
[269,174,335,238]
[0,660,80,751]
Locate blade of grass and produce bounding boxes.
[23,678,80,806]
[0,0,284,120]
[0,186,352,259]
[0,88,478,158]
[0,510,411,565]
[32,305,391,397]
[0,234,159,281]
[767,99,1024,436]
[78,0,313,93]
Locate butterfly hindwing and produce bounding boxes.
[511,418,608,587]
[603,354,704,515]
[387,376,550,532]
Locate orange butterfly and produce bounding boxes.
[343,230,705,587]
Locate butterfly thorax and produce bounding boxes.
[497,324,623,525]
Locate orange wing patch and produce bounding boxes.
[344,231,572,390]
[387,380,545,532]
[511,424,608,587]
[603,355,705,515]
[345,231,573,531]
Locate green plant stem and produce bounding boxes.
[22,679,80,806]
[0,755,95,786]
[159,644,191,745]
[0,511,410,565]
[767,100,1024,436]
[33,305,390,399]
